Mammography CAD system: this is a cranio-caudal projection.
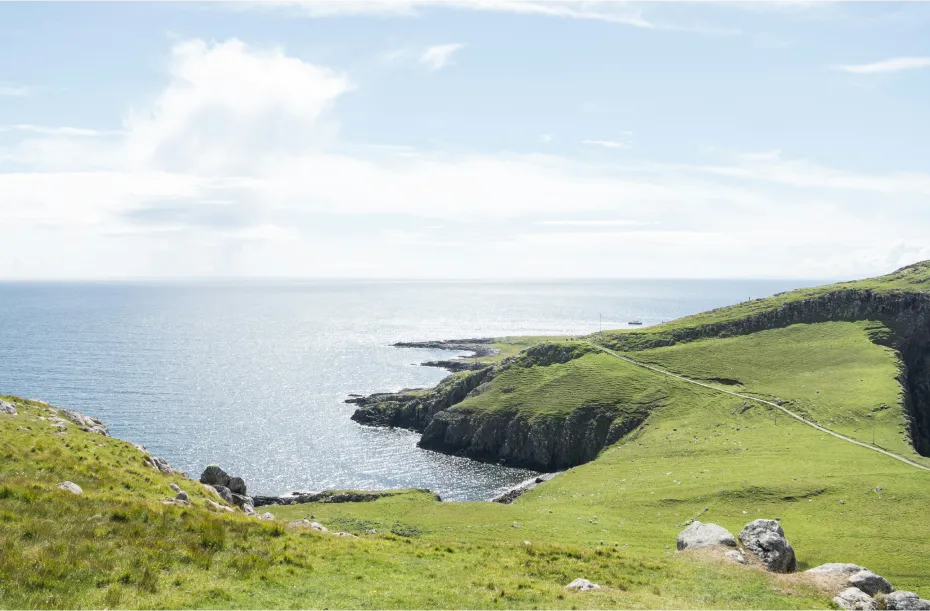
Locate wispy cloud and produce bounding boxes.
[0,124,121,137]
[419,43,465,71]
[0,83,30,97]
[582,139,630,149]
[835,56,930,74]
[539,219,654,227]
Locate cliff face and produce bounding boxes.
[418,405,647,471]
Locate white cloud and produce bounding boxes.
[835,56,930,74]
[418,43,465,71]
[0,83,30,97]
[3,37,930,280]
[582,139,630,149]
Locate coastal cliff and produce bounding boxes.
[351,264,930,466]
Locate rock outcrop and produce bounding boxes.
[738,519,796,573]
[883,591,930,610]
[848,570,894,596]
[59,408,109,436]
[1,400,17,415]
[199,465,254,512]
[834,587,879,610]
[676,521,737,551]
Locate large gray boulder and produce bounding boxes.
[227,476,247,495]
[200,465,230,487]
[806,563,865,575]
[738,519,797,573]
[883,591,930,610]
[834,587,878,610]
[1,400,17,415]
[676,521,737,551]
[848,570,894,596]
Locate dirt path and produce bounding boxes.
[586,341,930,473]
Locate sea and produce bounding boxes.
[0,279,813,501]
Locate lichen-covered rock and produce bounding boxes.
[834,587,878,610]
[175,491,189,503]
[848,570,894,596]
[1,400,17,415]
[259,512,276,521]
[59,408,109,436]
[882,591,930,610]
[738,519,797,573]
[676,521,737,551]
[565,578,600,591]
[169,483,182,494]
[807,563,865,575]
[200,465,230,487]
[57,481,83,495]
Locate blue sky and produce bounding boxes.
[1,1,929,279]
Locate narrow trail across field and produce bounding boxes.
[585,340,930,473]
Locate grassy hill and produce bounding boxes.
[3,262,930,608]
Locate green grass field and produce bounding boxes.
[3,263,930,608]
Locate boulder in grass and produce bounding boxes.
[882,591,930,610]
[57,481,83,495]
[1,400,17,415]
[676,521,737,551]
[738,519,797,573]
[834,587,878,610]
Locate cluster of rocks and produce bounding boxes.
[675,520,929,610]
[199,465,255,514]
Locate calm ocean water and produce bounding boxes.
[0,279,812,501]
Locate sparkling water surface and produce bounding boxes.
[0,279,810,500]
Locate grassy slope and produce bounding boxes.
[0,398,828,610]
[4,264,930,608]
[452,349,666,419]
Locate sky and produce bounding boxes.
[1,0,929,280]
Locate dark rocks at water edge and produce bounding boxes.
[493,473,559,504]
[199,465,254,513]
[253,488,440,508]
[421,359,486,372]
[393,338,499,358]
